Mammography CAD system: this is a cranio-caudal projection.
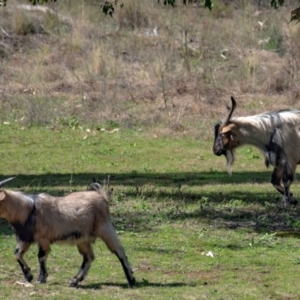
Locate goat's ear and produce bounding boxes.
[0,191,6,201]
[220,123,236,134]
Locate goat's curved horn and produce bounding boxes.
[221,96,237,125]
[0,177,16,188]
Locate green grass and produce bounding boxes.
[1,123,300,299]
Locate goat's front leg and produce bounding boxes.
[15,241,33,282]
[69,242,95,287]
[271,165,285,195]
[37,243,50,283]
[271,165,296,206]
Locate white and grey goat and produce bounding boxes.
[0,177,135,287]
[213,96,300,206]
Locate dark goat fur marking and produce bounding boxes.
[38,247,46,258]
[214,123,221,140]
[265,130,284,168]
[214,123,220,141]
[53,230,82,243]
[16,260,32,280]
[80,255,88,269]
[213,123,226,156]
[37,247,48,283]
[11,207,36,243]
[114,251,136,287]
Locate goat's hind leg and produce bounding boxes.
[272,164,297,206]
[69,242,95,287]
[15,241,33,282]
[282,163,297,206]
[97,222,136,287]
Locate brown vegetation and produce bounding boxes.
[0,0,300,137]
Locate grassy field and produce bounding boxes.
[1,0,300,299]
[0,123,300,299]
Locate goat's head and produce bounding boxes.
[213,97,239,174]
[0,178,15,217]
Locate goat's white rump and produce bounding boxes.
[0,178,135,287]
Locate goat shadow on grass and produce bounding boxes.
[77,281,189,290]
[1,172,300,234]
[0,170,272,190]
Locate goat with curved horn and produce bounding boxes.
[0,177,16,188]
[213,96,300,206]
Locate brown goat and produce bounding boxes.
[0,177,135,287]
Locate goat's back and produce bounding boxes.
[232,110,300,165]
[34,191,110,244]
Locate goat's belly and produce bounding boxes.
[52,231,96,244]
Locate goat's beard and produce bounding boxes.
[225,150,235,176]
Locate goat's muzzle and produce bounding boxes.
[213,135,226,156]
[213,147,226,156]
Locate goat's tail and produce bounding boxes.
[90,177,113,202]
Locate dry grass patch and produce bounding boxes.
[0,1,300,132]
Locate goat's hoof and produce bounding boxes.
[290,197,298,206]
[69,278,79,288]
[128,276,136,287]
[25,273,33,282]
[36,272,48,283]
[280,197,298,207]
[281,196,289,207]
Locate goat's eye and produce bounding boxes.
[220,133,226,138]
